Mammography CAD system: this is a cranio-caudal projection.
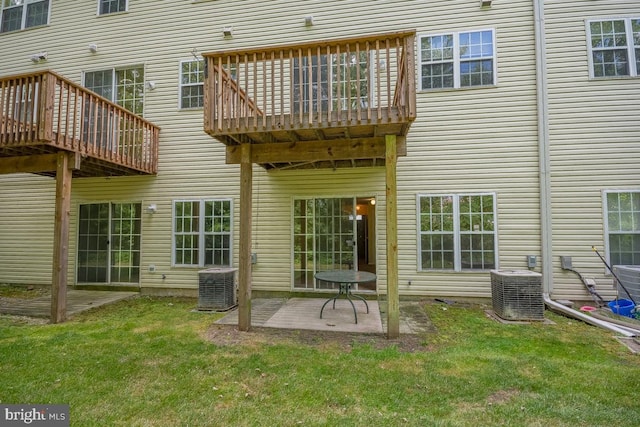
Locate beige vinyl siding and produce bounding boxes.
[545,1,640,300]
[404,1,540,298]
[0,0,541,298]
[0,174,55,285]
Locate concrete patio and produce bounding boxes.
[215,297,434,335]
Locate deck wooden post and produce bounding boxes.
[51,152,73,324]
[385,134,400,339]
[40,72,56,142]
[238,143,253,331]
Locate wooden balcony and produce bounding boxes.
[0,71,159,177]
[203,31,416,170]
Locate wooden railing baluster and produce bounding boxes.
[306,47,312,126]
[336,44,342,125]
[279,50,284,127]
[270,51,275,127]
[386,39,392,122]
[316,45,321,125]
[355,42,362,123]
[253,53,258,130]
[376,40,381,121]
[262,51,267,130]
[0,80,7,144]
[346,42,352,124]
[56,77,64,146]
[326,45,333,124]
[394,37,404,121]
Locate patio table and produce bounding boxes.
[315,270,376,324]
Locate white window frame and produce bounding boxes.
[83,65,145,115]
[418,28,497,90]
[179,59,205,110]
[172,199,233,267]
[417,193,498,272]
[1,0,50,33]
[293,51,377,113]
[97,0,127,16]
[587,17,640,79]
[603,190,640,267]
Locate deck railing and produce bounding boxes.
[203,31,416,137]
[0,71,159,174]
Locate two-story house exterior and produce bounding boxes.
[0,1,638,329]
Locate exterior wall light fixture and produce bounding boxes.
[30,52,47,63]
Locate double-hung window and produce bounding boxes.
[418,194,497,271]
[419,29,496,90]
[179,60,205,109]
[587,18,640,78]
[98,0,127,15]
[173,199,233,267]
[1,0,49,33]
[605,191,640,266]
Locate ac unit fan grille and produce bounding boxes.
[198,268,237,311]
[491,270,544,321]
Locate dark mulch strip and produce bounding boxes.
[206,323,433,353]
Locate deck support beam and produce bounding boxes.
[238,143,253,331]
[385,135,399,339]
[0,154,59,175]
[51,152,74,324]
[226,137,406,165]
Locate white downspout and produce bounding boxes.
[533,0,554,295]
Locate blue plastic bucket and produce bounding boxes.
[607,299,635,318]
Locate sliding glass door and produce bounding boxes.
[293,197,359,291]
[77,203,141,284]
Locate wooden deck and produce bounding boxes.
[203,31,416,170]
[0,71,159,177]
[0,290,138,319]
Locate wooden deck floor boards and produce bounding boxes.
[0,290,138,319]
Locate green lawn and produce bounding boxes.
[0,296,638,426]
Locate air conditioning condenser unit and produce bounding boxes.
[490,270,544,321]
[612,265,640,303]
[198,267,237,311]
